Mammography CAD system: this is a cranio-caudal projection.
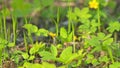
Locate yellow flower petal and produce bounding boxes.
[49,32,56,38]
[89,0,99,9]
[73,36,77,41]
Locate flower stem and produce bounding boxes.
[3,15,7,40]
[97,5,101,32]
[12,16,17,44]
[114,32,117,43]
[56,7,60,36]
[67,0,72,33]
[24,32,28,53]
[72,22,75,53]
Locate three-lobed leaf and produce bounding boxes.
[60,27,67,38]
[50,45,57,57]
[58,46,72,63]
[23,24,38,34]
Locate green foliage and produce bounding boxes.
[67,7,91,21]
[109,62,120,68]
[1,0,120,68]
[23,24,38,35]
[36,29,49,37]
[19,62,56,68]
[7,42,15,47]
[1,8,10,17]
[21,42,45,61]
[22,53,29,60]
[23,24,49,37]
[51,44,58,57]
[11,0,32,17]
[74,7,91,20]
[85,54,99,66]
[40,0,54,7]
[99,56,109,63]
[30,42,45,55]
[60,27,67,38]
[107,21,120,33]
[107,0,116,10]
[39,45,57,61]
[59,27,73,42]
[58,46,73,63]
[78,19,99,34]
[57,47,86,65]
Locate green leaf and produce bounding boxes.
[107,0,116,9]
[86,54,94,64]
[29,42,45,55]
[31,63,42,68]
[42,62,56,68]
[65,53,78,64]
[107,47,114,63]
[23,24,38,34]
[78,49,84,56]
[50,45,57,57]
[103,34,112,40]
[22,62,42,68]
[67,32,73,42]
[110,62,120,68]
[39,51,56,60]
[67,9,77,21]
[60,27,67,38]
[22,53,29,59]
[99,56,109,63]
[87,37,100,47]
[1,8,10,17]
[97,32,105,40]
[7,42,15,47]
[32,0,41,9]
[28,55,35,61]
[0,38,8,45]
[11,0,32,17]
[36,29,48,36]
[41,0,54,7]
[58,65,66,68]
[29,43,37,54]
[74,7,91,19]
[92,58,99,66]
[59,46,72,63]
[107,21,120,33]
[103,38,113,45]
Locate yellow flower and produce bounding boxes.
[49,32,56,38]
[89,0,99,9]
[73,36,77,41]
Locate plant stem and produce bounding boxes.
[72,22,75,53]
[0,16,2,33]
[56,7,60,36]
[67,0,72,33]
[97,5,101,32]
[68,8,71,33]
[24,32,28,53]
[7,26,11,41]
[114,32,117,43]
[107,47,114,63]
[29,34,33,44]
[0,48,2,68]
[12,16,17,44]
[3,15,7,40]
[0,16,3,38]
[25,17,28,24]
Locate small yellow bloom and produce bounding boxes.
[49,32,56,38]
[73,36,77,41]
[89,0,99,9]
